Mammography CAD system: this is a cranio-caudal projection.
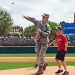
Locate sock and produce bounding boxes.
[59,68,63,70]
[65,70,68,72]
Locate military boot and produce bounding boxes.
[35,66,43,75]
[43,62,48,70]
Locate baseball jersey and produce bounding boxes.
[56,34,67,51]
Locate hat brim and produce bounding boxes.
[42,15,49,18]
[55,28,62,30]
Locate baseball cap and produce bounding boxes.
[55,26,62,30]
[42,13,50,18]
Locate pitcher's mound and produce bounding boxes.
[0,66,75,75]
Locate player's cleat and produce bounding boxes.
[34,64,38,68]
[62,71,69,75]
[43,62,48,70]
[55,69,63,74]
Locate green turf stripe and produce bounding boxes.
[0,62,74,70]
[0,53,75,57]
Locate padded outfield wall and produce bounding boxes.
[0,46,75,53]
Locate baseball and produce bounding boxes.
[11,2,14,4]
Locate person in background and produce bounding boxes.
[33,32,39,68]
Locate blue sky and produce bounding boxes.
[0,0,75,28]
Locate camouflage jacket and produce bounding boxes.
[25,16,51,44]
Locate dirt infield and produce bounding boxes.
[0,66,75,75]
[0,57,75,62]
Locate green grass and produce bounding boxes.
[0,62,74,70]
[0,53,75,57]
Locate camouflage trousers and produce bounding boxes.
[36,43,48,66]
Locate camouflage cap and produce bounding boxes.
[42,13,50,18]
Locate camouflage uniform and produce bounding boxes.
[24,16,51,66]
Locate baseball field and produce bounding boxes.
[0,53,75,75]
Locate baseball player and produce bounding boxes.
[48,26,69,75]
[22,13,51,75]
